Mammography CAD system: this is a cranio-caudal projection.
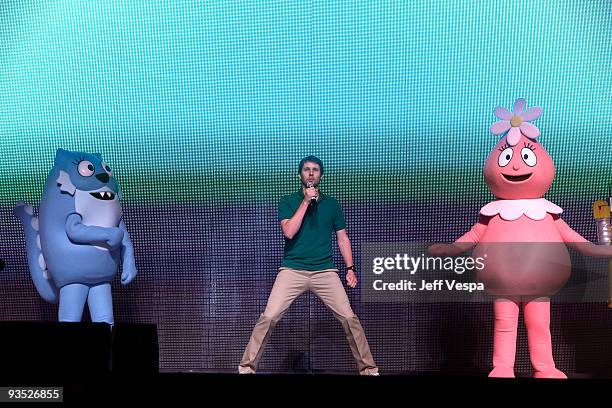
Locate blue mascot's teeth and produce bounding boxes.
[91,192,115,200]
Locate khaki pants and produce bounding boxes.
[239,267,378,375]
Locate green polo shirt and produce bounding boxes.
[278,190,346,271]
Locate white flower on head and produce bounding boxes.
[490,98,543,146]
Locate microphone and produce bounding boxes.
[306,181,317,206]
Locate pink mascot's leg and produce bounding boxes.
[489,298,519,378]
[523,298,567,379]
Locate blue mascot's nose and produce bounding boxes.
[96,173,110,183]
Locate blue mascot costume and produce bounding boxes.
[14,148,137,324]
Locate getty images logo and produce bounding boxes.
[372,253,487,275]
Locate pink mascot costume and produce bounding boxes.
[430,98,612,379]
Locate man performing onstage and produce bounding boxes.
[239,156,379,375]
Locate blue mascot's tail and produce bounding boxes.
[14,201,59,303]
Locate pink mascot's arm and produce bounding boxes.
[457,217,488,244]
[555,217,612,257]
[429,216,489,257]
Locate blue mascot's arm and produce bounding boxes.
[119,220,137,285]
[65,213,124,250]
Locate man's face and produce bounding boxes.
[300,161,322,187]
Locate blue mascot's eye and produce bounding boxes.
[101,162,113,176]
[78,161,96,177]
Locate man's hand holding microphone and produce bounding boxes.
[304,181,318,206]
